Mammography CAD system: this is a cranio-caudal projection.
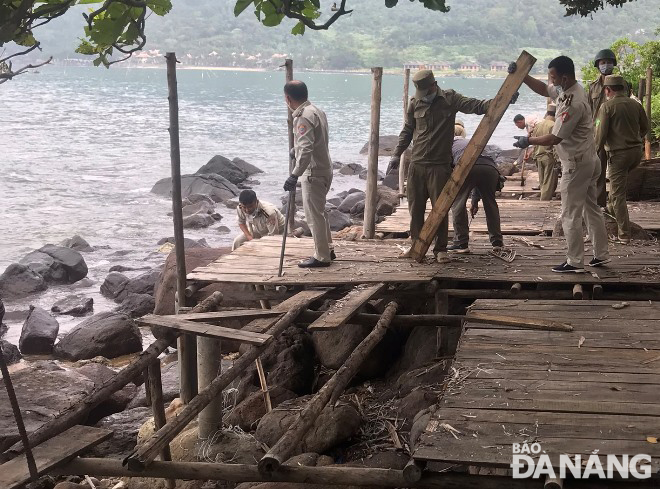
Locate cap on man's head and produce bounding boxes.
[412,69,436,99]
[455,119,465,128]
[604,74,625,87]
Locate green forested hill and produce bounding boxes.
[33,0,660,70]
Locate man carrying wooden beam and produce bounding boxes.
[389,69,518,262]
[511,56,610,273]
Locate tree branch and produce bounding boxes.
[281,0,353,30]
[0,56,52,85]
[0,41,40,64]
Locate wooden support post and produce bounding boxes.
[285,59,296,233]
[510,283,522,295]
[572,284,583,300]
[143,367,152,407]
[403,459,425,483]
[363,67,383,239]
[399,68,410,202]
[638,77,645,100]
[544,475,563,489]
[592,284,603,299]
[0,348,38,480]
[645,67,653,161]
[258,302,399,474]
[409,51,535,261]
[255,358,272,413]
[166,51,197,404]
[148,360,175,489]
[126,301,313,471]
[197,336,222,439]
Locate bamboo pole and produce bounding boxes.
[258,301,399,474]
[285,59,296,233]
[165,51,197,404]
[148,360,175,489]
[645,67,653,161]
[363,67,383,239]
[126,302,311,470]
[399,68,410,202]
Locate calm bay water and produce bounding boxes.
[0,64,544,341]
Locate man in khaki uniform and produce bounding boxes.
[511,55,609,273]
[232,189,285,250]
[283,80,334,267]
[595,75,649,243]
[530,108,559,200]
[588,49,629,207]
[389,70,510,261]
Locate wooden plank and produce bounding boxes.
[165,309,284,323]
[244,289,332,334]
[0,425,112,489]
[308,283,387,331]
[410,51,536,261]
[138,316,272,346]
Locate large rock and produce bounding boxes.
[19,251,67,283]
[388,326,439,382]
[59,235,95,252]
[92,407,152,458]
[51,295,94,316]
[19,306,59,355]
[224,386,297,430]
[100,272,129,299]
[196,155,249,184]
[76,363,137,423]
[0,363,94,450]
[359,169,385,181]
[53,312,142,361]
[116,293,155,318]
[151,173,240,203]
[183,213,216,229]
[376,185,400,217]
[339,163,365,176]
[182,200,215,217]
[156,236,209,249]
[327,209,352,231]
[0,263,47,298]
[37,245,88,283]
[382,172,400,190]
[256,399,361,454]
[106,269,161,303]
[232,157,263,176]
[359,135,401,155]
[0,340,21,365]
[337,191,365,213]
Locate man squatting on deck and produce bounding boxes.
[511,56,611,273]
[283,81,336,268]
[232,189,285,250]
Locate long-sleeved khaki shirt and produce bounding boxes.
[588,76,630,121]
[594,93,649,152]
[393,89,491,165]
[291,101,333,177]
[531,118,556,159]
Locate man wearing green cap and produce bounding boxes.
[389,69,510,261]
[594,74,649,243]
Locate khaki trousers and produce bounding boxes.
[536,154,559,201]
[607,146,642,241]
[301,173,333,262]
[560,154,609,266]
[596,147,608,207]
[407,163,451,253]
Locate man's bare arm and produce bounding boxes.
[523,75,550,97]
[530,133,562,146]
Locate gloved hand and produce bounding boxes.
[510,91,519,105]
[507,61,517,74]
[513,135,530,149]
[283,174,298,192]
[289,148,296,160]
[470,203,479,218]
[387,155,400,174]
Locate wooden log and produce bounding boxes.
[148,360,175,489]
[592,284,603,299]
[510,283,522,295]
[363,67,383,239]
[399,68,411,203]
[544,476,563,489]
[638,77,645,100]
[409,51,536,261]
[645,67,652,161]
[307,283,386,331]
[258,301,399,474]
[572,284,583,300]
[125,300,313,470]
[255,358,272,413]
[197,336,222,439]
[285,58,296,233]
[403,459,425,483]
[297,310,460,328]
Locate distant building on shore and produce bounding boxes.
[403,61,451,71]
[459,62,481,72]
[490,61,509,72]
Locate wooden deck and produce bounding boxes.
[414,299,660,474]
[188,235,660,287]
[376,199,660,235]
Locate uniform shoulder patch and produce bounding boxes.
[561,111,571,122]
[594,118,601,127]
[298,124,307,135]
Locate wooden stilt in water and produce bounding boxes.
[363,67,383,239]
[197,336,223,439]
[645,67,653,161]
[148,359,175,489]
[572,284,583,300]
[399,68,410,203]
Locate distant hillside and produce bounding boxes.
[29,0,660,70]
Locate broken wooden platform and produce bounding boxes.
[188,235,660,287]
[414,299,660,474]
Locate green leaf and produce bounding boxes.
[421,0,450,12]
[77,0,103,4]
[93,57,103,66]
[310,0,320,7]
[262,12,284,26]
[291,21,305,35]
[261,0,277,15]
[147,0,172,16]
[385,0,398,7]
[301,7,320,18]
[234,0,252,16]
[14,31,36,47]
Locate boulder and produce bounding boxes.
[37,245,88,283]
[0,323,6,339]
[183,213,216,229]
[359,135,400,155]
[0,340,21,365]
[76,362,137,423]
[217,225,231,234]
[256,399,361,455]
[396,361,449,398]
[183,193,215,206]
[397,389,437,428]
[327,210,352,232]
[181,200,215,218]
[128,361,180,408]
[100,272,128,299]
[195,155,249,184]
[232,157,264,175]
[151,173,240,203]
[53,312,142,361]
[388,326,439,381]
[358,169,385,181]
[225,197,240,210]
[116,293,155,318]
[332,161,344,170]
[382,172,399,190]
[19,306,59,355]
[0,363,94,449]
[157,237,210,249]
[327,197,342,207]
[337,192,365,213]
[0,263,47,298]
[92,407,152,458]
[280,188,304,207]
[497,161,517,177]
[59,235,95,252]
[51,295,94,316]
[376,185,400,217]
[339,163,365,176]
[224,386,297,430]
[114,269,161,303]
[19,251,67,283]
[349,201,365,216]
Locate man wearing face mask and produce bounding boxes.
[389,70,514,262]
[509,56,609,273]
[233,189,285,250]
[283,80,335,267]
[588,49,629,207]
